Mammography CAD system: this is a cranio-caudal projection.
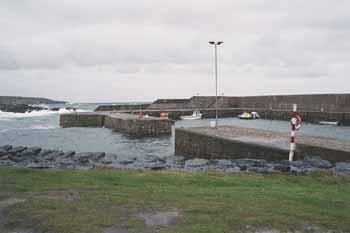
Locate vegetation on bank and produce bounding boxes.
[0,167,350,233]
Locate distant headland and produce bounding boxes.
[0,96,66,105]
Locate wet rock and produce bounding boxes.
[144,162,168,170]
[0,145,12,156]
[289,160,304,168]
[290,165,305,175]
[273,161,291,172]
[212,159,235,169]
[144,155,166,163]
[91,152,106,162]
[18,147,42,157]
[247,166,274,174]
[303,156,334,169]
[38,149,55,157]
[117,156,136,165]
[74,152,94,164]
[65,107,76,111]
[0,155,10,161]
[8,146,27,154]
[185,158,209,168]
[0,145,12,151]
[45,151,65,161]
[63,151,75,158]
[50,107,60,111]
[335,162,350,175]
[0,103,44,113]
[165,156,185,169]
[224,166,241,173]
[101,153,118,164]
[235,159,268,170]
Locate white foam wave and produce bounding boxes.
[0,108,87,119]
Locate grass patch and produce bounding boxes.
[0,167,349,232]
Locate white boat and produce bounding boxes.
[238,112,260,120]
[180,110,202,120]
[319,121,339,126]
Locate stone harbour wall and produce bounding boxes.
[60,113,174,136]
[175,128,350,162]
[175,129,290,161]
[60,113,105,128]
[104,115,174,136]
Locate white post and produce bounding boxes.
[289,104,297,161]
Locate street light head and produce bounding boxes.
[209,41,215,44]
[217,41,224,45]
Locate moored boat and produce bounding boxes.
[319,121,339,126]
[180,110,202,120]
[238,112,260,120]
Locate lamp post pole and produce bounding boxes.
[209,41,223,128]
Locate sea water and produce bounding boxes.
[1,103,350,159]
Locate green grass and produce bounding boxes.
[0,167,350,233]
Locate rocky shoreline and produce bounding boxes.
[1,145,350,176]
[0,104,76,113]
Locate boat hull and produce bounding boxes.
[180,115,202,120]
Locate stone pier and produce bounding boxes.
[60,112,174,136]
[175,126,350,162]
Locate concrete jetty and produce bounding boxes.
[175,126,350,162]
[60,112,174,136]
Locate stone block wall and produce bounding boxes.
[175,128,289,161]
[104,115,173,136]
[60,113,105,128]
[60,113,173,136]
[175,128,350,162]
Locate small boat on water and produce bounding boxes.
[180,110,202,120]
[238,112,260,120]
[319,121,339,126]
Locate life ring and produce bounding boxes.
[295,114,302,130]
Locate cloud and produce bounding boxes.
[0,0,349,101]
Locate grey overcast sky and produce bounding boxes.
[0,0,349,102]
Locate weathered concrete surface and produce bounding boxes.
[175,126,350,162]
[60,112,174,136]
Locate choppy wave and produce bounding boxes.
[0,108,87,119]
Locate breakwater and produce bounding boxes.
[95,94,350,125]
[60,112,174,136]
[108,108,350,126]
[175,126,350,162]
[1,144,350,175]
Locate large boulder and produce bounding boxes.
[335,162,350,176]
[234,159,269,171]
[165,156,185,169]
[18,147,42,157]
[73,152,94,164]
[100,153,118,164]
[184,158,209,170]
[8,146,27,155]
[117,156,137,165]
[303,156,334,169]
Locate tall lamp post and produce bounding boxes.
[209,41,223,128]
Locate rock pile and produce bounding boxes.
[1,145,350,175]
